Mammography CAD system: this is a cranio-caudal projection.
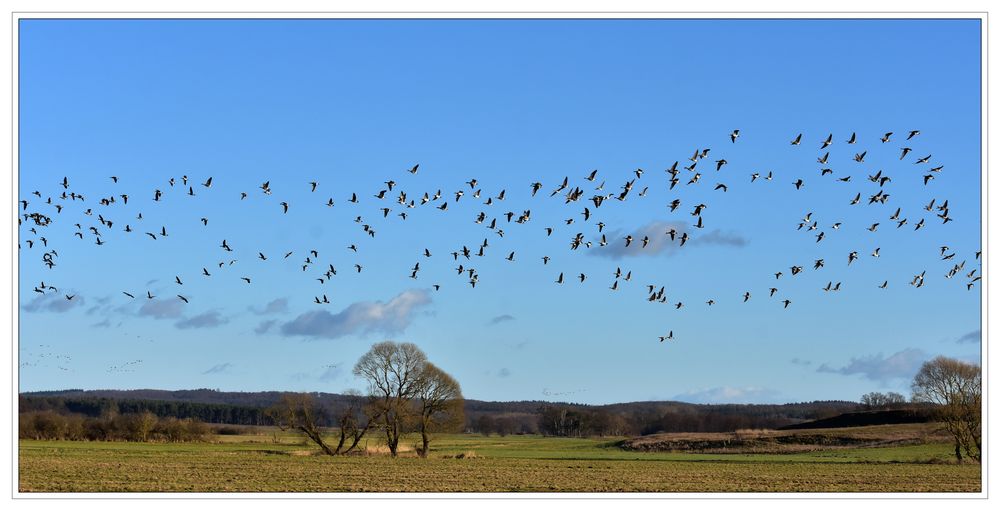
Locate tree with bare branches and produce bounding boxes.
[911,356,981,462]
[353,341,428,457]
[331,389,380,455]
[413,362,464,457]
[264,393,337,456]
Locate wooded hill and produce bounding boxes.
[20,388,887,436]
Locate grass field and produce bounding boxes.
[18,427,982,493]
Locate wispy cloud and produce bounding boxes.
[137,297,185,319]
[497,367,512,378]
[588,220,747,260]
[957,330,981,344]
[176,310,228,329]
[255,319,278,335]
[202,363,233,374]
[790,358,812,366]
[489,314,515,325]
[673,386,781,404]
[280,289,431,340]
[817,348,928,382]
[251,298,288,315]
[22,293,85,313]
[318,364,343,382]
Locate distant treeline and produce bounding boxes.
[20,410,210,442]
[20,389,881,437]
[21,395,273,426]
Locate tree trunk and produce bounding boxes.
[300,426,336,456]
[420,429,429,458]
[954,443,963,463]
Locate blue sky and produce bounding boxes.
[17,19,982,405]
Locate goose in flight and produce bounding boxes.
[879,280,888,289]
[821,134,833,149]
[743,291,751,302]
[846,132,856,144]
[848,251,859,265]
[793,179,804,190]
[123,291,135,299]
[854,151,867,162]
[177,295,189,303]
[781,299,791,309]
[241,277,251,284]
[202,177,213,188]
[730,129,740,143]
[791,133,802,145]
[907,130,920,140]
[817,152,829,164]
[659,331,674,342]
[881,132,893,143]
[914,154,932,164]
[900,147,912,160]
[280,202,289,214]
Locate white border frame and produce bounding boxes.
[3,7,990,505]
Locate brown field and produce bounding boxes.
[18,426,982,493]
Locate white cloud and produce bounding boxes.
[280,289,431,340]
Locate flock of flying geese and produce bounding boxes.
[20,129,980,345]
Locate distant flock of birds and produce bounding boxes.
[20,129,980,346]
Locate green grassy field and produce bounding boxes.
[19,429,982,493]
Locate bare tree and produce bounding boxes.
[413,362,464,457]
[265,393,337,456]
[861,391,907,410]
[911,356,981,462]
[135,410,158,442]
[353,341,428,457]
[331,389,379,455]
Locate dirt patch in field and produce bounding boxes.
[621,423,951,454]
